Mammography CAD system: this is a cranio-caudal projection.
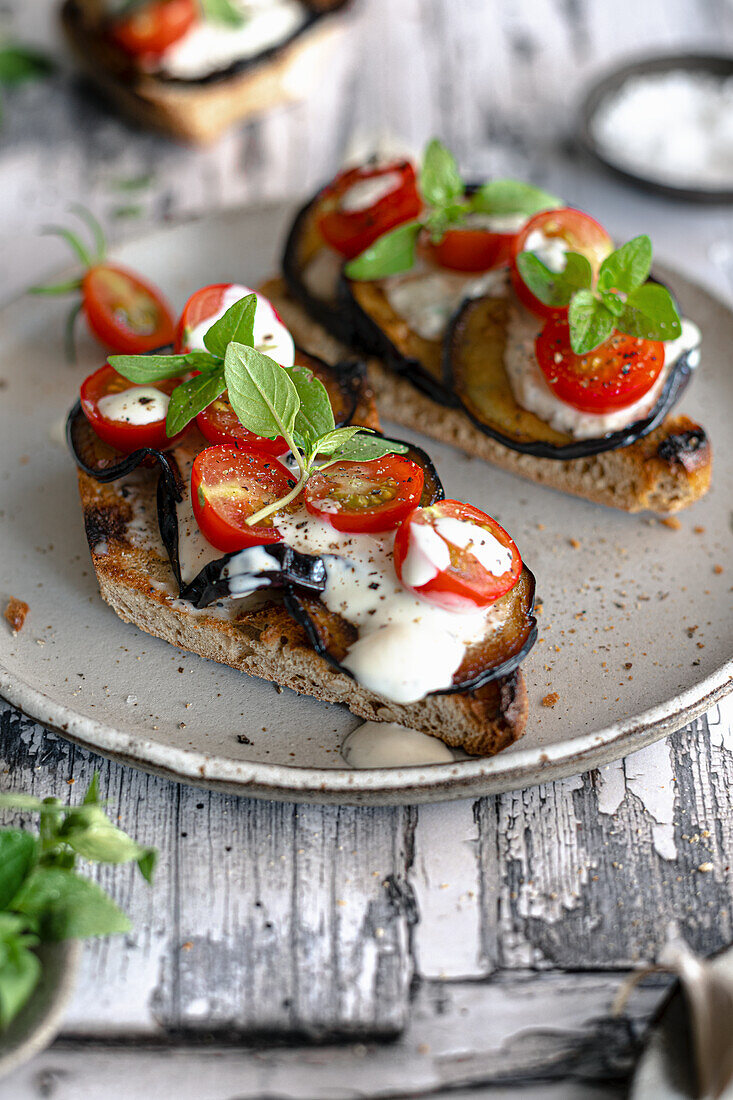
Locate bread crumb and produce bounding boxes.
[569,538,581,549]
[698,863,714,873]
[4,597,29,634]
[694,525,705,534]
[661,517,682,530]
[542,692,559,708]
[714,564,724,574]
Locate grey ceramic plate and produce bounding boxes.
[0,940,80,1081]
[0,205,731,804]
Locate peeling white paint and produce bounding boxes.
[597,741,678,861]
[708,697,733,753]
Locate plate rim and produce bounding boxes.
[2,204,732,804]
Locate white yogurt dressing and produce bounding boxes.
[459,211,528,234]
[384,264,510,342]
[503,302,702,438]
[185,283,295,367]
[400,517,511,591]
[222,544,279,595]
[339,171,404,213]
[97,387,169,425]
[302,247,343,301]
[342,722,455,768]
[155,0,307,80]
[524,227,569,272]
[277,508,505,704]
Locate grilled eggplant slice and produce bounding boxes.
[445,295,698,460]
[286,565,536,695]
[282,194,353,342]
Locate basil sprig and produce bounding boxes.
[0,775,156,1030]
[345,138,560,281]
[199,0,246,25]
[110,293,407,526]
[516,235,682,354]
[223,341,407,527]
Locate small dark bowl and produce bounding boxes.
[579,52,733,203]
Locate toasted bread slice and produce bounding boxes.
[74,357,529,757]
[261,276,712,514]
[61,0,349,143]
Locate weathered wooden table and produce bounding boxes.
[2,1,733,1096]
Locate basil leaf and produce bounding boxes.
[0,794,49,812]
[324,432,409,464]
[312,425,367,457]
[200,0,246,25]
[617,283,682,342]
[344,221,422,281]
[0,832,37,910]
[471,179,561,217]
[108,353,195,383]
[420,138,464,208]
[224,343,300,441]
[82,773,101,805]
[13,868,131,940]
[597,235,652,295]
[568,291,615,354]
[599,290,624,318]
[283,363,334,451]
[0,921,41,1029]
[136,848,158,884]
[516,251,592,307]
[166,367,226,437]
[0,46,53,87]
[203,293,257,359]
[59,806,152,869]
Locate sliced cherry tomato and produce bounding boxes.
[511,208,613,319]
[393,500,522,611]
[191,444,294,553]
[316,162,421,260]
[82,264,175,354]
[535,317,665,414]
[432,227,516,273]
[80,364,185,453]
[304,455,424,533]
[175,283,232,353]
[109,0,197,57]
[196,391,287,455]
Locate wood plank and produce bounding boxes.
[0,706,414,1037]
[0,973,663,1099]
[477,711,733,971]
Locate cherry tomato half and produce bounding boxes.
[80,364,185,453]
[535,317,665,415]
[109,0,197,57]
[191,444,294,553]
[511,208,613,319]
[316,162,422,260]
[393,500,522,611]
[432,227,516,273]
[304,455,424,533]
[175,283,232,353]
[196,391,287,455]
[82,264,175,354]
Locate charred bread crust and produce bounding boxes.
[261,276,713,514]
[60,0,350,142]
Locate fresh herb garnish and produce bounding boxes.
[345,138,560,281]
[199,0,247,26]
[516,234,682,354]
[110,294,408,525]
[0,775,156,1030]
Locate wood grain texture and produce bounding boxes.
[2,0,733,1096]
